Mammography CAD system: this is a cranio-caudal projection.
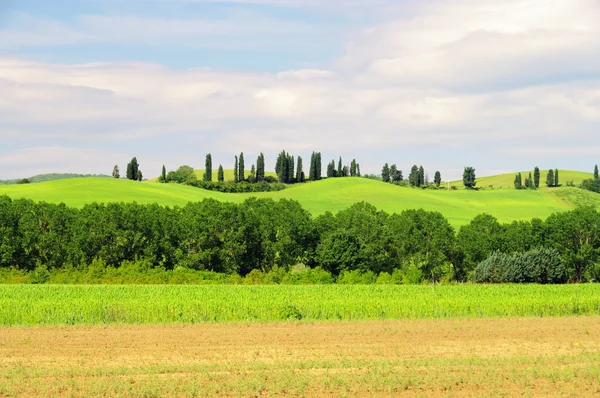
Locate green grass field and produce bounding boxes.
[1,284,599,326]
[1,173,599,227]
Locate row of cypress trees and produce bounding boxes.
[514,167,558,189]
[381,163,442,188]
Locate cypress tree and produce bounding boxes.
[256,153,265,182]
[534,167,540,188]
[249,164,256,183]
[351,159,357,177]
[546,169,554,187]
[161,165,166,183]
[418,166,425,187]
[434,171,441,187]
[381,163,390,183]
[337,157,343,177]
[316,152,322,180]
[126,162,133,180]
[514,173,522,189]
[296,156,303,183]
[204,154,212,182]
[288,155,295,183]
[137,169,143,181]
[309,152,316,180]
[528,172,533,189]
[239,153,245,182]
[234,156,239,183]
[218,164,224,182]
[595,165,599,181]
[554,169,559,187]
[409,165,418,186]
[356,164,361,177]
[327,160,335,178]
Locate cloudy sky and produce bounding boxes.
[1,0,599,179]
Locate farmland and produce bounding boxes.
[1,317,599,396]
[1,171,598,227]
[2,284,600,326]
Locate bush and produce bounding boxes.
[474,247,567,284]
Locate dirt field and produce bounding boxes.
[1,317,599,396]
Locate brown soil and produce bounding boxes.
[1,317,599,396]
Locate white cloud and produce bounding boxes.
[1,0,600,179]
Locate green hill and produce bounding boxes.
[1,173,599,227]
[0,173,111,185]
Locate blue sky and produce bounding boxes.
[1,0,600,179]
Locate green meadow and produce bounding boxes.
[2,284,600,326]
[1,171,599,227]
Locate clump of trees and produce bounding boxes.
[546,168,559,187]
[326,157,360,178]
[581,165,600,193]
[2,195,600,283]
[380,163,441,188]
[125,157,143,181]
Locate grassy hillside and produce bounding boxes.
[1,174,598,227]
[450,170,593,189]
[0,173,111,185]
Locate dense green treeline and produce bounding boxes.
[1,195,600,283]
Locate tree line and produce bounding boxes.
[1,195,599,283]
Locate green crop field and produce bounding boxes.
[1,284,599,326]
[1,172,599,227]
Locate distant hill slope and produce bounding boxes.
[449,170,593,189]
[0,173,111,185]
[1,173,599,227]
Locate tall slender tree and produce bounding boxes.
[595,165,599,181]
[350,159,357,177]
[356,164,361,177]
[315,152,322,180]
[126,157,139,181]
[337,157,343,177]
[161,165,166,183]
[309,152,316,180]
[218,164,224,182]
[112,165,120,179]
[239,153,245,182]
[256,153,265,182]
[234,156,239,183]
[381,163,390,183]
[534,167,540,188]
[554,169,559,187]
[288,155,295,182]
[296,156,303,183]
[249,164,256,183]
[546,169,555,187]
[418,166,425,187]
[408,165,419,187]
[204,153,212,182]
[434,171,441,187]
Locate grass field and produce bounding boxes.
[2,173,599,227]
[2,284,600,326]
[1,318,599,396]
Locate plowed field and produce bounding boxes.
[2,317,599,396]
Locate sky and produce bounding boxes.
[1,0,599,180]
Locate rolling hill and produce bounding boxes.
[1,173,599,227]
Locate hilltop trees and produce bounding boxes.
[256,153,265,182]
[514,173,523,189]
[546,169,555,187]
[463,167,476,189]
[218,165,224,182]
[309,152,322,181]
[234,156,239,183]
[534,167,540,188]
[276,150,295,183]
[434,171,442,187]
[238,153,245,182]
[390,164,403,182]
[296,156,304,183]
[126,157,141,181]
[160,165,166,183]
[112,165,120,179]
[204,154,212,182]
[381,163,390,183]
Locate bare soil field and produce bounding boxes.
[1,317,599,396]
